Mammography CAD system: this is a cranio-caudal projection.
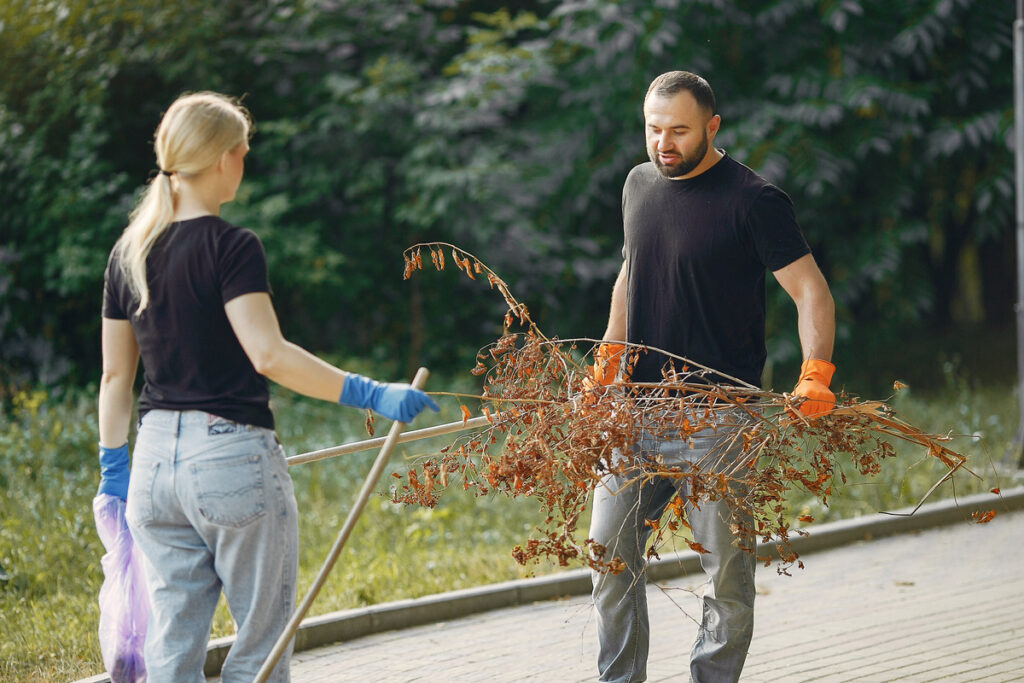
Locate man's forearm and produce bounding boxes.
[797,288,835,362]
[603,263,628,341]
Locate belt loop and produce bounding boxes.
[175,411,183,462]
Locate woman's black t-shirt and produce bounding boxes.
[622,154,811,387]
[103,216,275,429]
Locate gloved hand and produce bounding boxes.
[97,443,130,500]
[590,343,625,386]
[792,358,835,418]
[339,373,440,423]
[580,343,626,407]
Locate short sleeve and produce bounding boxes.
[102,249,129,320]
[747,186,811,272]
[218,228,271,304]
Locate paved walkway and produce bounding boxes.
[261,506,1023,682]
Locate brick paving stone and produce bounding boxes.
[206,508,1023,682]
[971,661,1024,682]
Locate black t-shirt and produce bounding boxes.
[622,154,810,387]
[103,216,275,429]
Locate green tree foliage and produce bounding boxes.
[0,0,265,385]
[0,0,1015,392]
[715,0,1014,360]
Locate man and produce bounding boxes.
[589,71,836,682]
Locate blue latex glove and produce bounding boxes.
[339,373,440,423]
[97,443,130,500]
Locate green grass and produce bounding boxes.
[790,369,1021,524]
[1,373,1021,681]
[0,380,554,681]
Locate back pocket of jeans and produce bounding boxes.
[126,459,159,527]
[191,453,266,527]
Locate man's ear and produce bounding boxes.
[707,114,721,140]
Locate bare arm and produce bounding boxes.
[98,318,139,448]
[772,253,835,361]
[224,292,348,402]
[603,261,628,341]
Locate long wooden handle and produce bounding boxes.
[287,413,493,466]
[254,368,430,682]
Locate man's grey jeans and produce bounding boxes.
[589,417,756,683]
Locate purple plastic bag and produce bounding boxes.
[93,493,148,682]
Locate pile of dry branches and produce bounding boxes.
[397,242,977,575]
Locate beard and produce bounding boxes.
[649,130,709,178]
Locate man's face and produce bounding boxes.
[644,91,718,179]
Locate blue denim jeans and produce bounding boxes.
[126,410,299,683]
[590,416,756,683]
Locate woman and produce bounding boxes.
[97,91,437,682]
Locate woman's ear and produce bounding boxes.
[216,149,230,173]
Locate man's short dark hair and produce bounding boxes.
[645,71,716,114]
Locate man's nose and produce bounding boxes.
[657,131,674,151]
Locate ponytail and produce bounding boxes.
[115,92,251,315]
[117,171,176,314]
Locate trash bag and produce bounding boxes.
[94,493,148,682]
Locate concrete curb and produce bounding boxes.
[78,486,1024,682]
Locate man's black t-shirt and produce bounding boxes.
[103,216,275,429]
[622,154,810,387]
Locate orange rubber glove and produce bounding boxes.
[792,358,835,418]
[581,343,625,406]
[591,343,625,386]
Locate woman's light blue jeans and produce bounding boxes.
[590,417,756,683]
[126,410,298,683]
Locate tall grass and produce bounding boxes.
[792,362,1020,523]
[0,380,550,681]
[1,371,1020,681]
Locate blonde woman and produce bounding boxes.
[97,91,438,682]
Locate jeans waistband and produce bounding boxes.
[141,409,261,430]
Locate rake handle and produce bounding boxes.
[254,367,430,682]
[286,413,493,466]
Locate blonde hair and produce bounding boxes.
[116,91,251,314]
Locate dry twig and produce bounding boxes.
[397,243,976,575]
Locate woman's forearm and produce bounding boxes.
[98,374,135,447]
[99,317,140,447]
[256,340,346,403]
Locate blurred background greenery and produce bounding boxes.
[0,0,1016,396]
[1,0,1022,679]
